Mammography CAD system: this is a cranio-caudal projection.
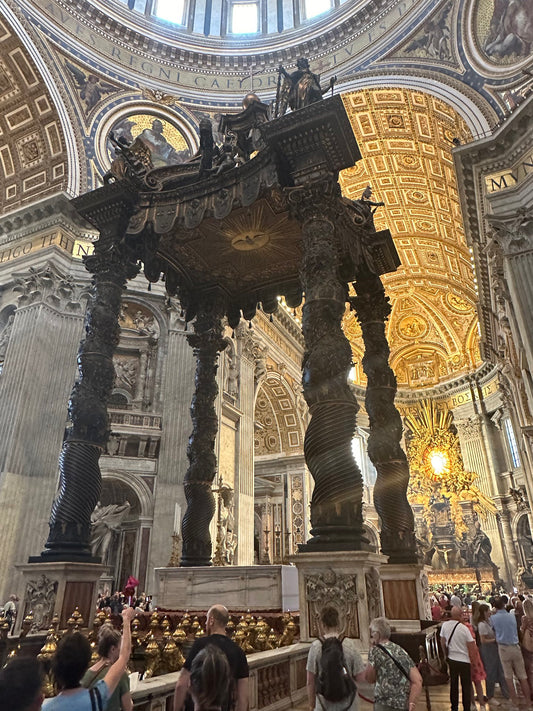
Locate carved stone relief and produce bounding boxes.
[365,568,383,621]
[305,570,359,638]
[24,574,58,633]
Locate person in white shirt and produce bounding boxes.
[441,606,477,711]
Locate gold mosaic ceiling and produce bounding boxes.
[340,88,481,390]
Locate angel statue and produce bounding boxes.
[275,58,336,117]
[90,501,131,562]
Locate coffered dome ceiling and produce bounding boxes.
[340,88,482,390]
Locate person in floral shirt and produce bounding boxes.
[366,617,422,711]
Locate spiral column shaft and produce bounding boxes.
[40,189,139,561]
[180,296,227,566]
[291,184,365,551]
[351,269,417,563]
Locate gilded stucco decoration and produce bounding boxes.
[254,372,304,456]
[340,88,481,389]
[0,16,68,213]
[404,399,496,536]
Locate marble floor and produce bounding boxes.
[294,682,520,711]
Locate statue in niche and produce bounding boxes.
[114,357,137,390]
[470,518,496,569]
[215,485,235,565]
[90,501,131,562]
[106,435,120,456]
[0,314,14,360]
[276,58,336,116]
[224,348,239,398]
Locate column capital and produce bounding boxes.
[488,206,533,257]
[13,262,88,314]
[286,181,342,225]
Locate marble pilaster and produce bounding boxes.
[235,326,256,565]
[147,303,195,584]
[0,262,86,602]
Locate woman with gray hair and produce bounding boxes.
[366,617,422,711]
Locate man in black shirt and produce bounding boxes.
[173,604,249,711]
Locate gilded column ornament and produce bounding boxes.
[180,295,227,566]
[289,182,365,550]
[351,269,417,563]
[39,187,139,561]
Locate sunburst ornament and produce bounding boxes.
[427,450,449,479]
[405,399,496,522]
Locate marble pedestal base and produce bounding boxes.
[290,550,388,651]
[379,564,432,632]
[153,565,299,611]
[15,561,104,635]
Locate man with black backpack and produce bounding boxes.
[307,606,366,711]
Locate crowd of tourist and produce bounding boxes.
[3,587,533,711]
[96,591,153,615]
[433,587,533,711]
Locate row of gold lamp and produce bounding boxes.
[2,608,299,697]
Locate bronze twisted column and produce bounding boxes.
[180,295,227,566]
[290,183,365,550]
[351,269,417,563]
[39,189,139,561]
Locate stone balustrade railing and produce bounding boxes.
[130,642,310,711]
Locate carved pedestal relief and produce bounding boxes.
[305,570,359,638]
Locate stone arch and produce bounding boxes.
[339,75,493,138]
[101,471,154,520]
[363,522,380,553]
[98,472,154,591]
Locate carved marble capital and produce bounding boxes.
[488,207,533,256]
[13,263,89,313]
